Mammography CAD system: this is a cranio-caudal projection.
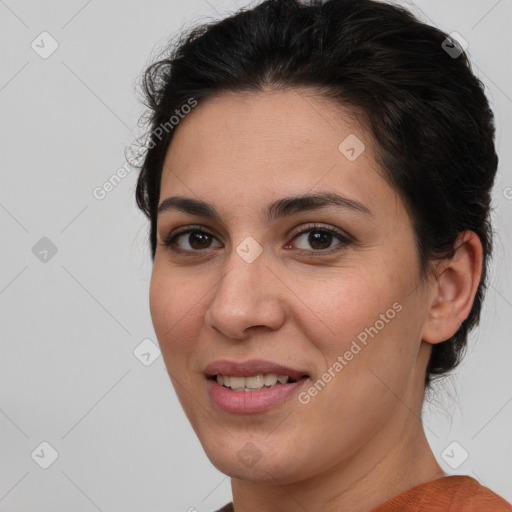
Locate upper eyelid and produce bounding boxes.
[290,224,351,242]
[167,223,348,237]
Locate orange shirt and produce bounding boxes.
[369,475,511,512]
[215,475,512,511]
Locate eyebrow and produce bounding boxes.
[157,191,372,222]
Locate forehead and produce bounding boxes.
[164,87,368,168]
[159,88,400,220]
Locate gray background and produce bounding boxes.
[1,0,511,510]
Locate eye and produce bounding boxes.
[161,225,221,253]
[160,223,352,255]
[287,224,351,254]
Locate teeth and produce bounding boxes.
[229,376,245,390]
[245,375,265,389]
[264,374,278,386]
[215,373,292,391]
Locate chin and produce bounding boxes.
[202,440,306,484]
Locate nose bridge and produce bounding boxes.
[205,242,285,338]
[220,233,267,297]
[215,244,267,315]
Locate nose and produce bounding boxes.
[204,248,287,340]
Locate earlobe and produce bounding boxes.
[421,231,483,345]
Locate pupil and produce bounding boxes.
[309,230,331,250]
[190,232,210,249]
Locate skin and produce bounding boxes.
[149,88,483,512]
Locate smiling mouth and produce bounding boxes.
[210,373,309,392]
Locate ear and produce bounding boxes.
[422,231,483,345]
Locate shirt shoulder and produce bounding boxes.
[369,475,512,512]
[213,476,511,512]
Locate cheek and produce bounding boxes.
[149,270,173,339]
[295,267,399,350]
[295,257,422,381]
[149,264,203,368]
[290,271,421,437]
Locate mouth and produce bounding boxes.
[204,359,311,413]
[209,373,309,392]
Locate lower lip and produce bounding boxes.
[207,377,309,414]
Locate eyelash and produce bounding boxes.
[160,223,352,256]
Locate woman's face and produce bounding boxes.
[150,88,435,484]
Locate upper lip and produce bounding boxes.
[204,359,309,381]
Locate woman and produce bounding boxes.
[134,0,511,509]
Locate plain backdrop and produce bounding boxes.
[1,0,511,510]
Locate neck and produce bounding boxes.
[230,412,445,512]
